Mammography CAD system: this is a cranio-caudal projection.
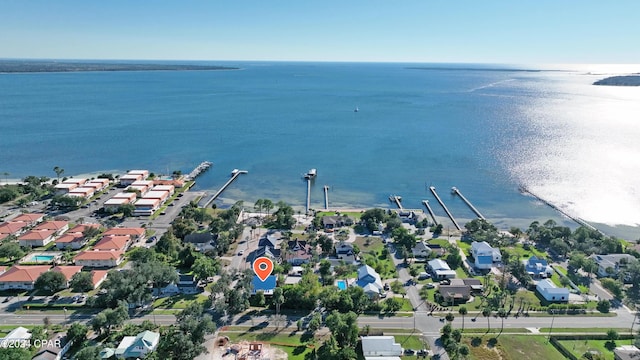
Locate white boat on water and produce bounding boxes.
[354,106,359,112]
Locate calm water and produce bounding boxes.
[1,62,639,238]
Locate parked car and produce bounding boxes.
[425,283,435,289]
[404,349,416,355]
[383,283,390,291]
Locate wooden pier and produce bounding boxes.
[429,186,461,231]
[519,186,603,235]
[451,187,485,220]
[185,161,212,180]
[323,186,329,210]
[202,169,248,208]
[421,200,439,226]
[389,195,403,210]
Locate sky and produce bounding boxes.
[1,1,640,64]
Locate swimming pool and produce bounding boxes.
[336,280,347,290]
[22,252,60,263]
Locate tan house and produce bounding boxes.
[74,250,124,268]
[133,198,161,216]
[0,265,51,290]
[119,173,144,187]
[151,185,175,196]
[54,183,78,195]
[68,187,96,198]
[18,229,56,247]
[88,178,110,191]
[62,178,87,186]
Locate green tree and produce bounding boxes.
[446,312,455,323]
[319,260,332,283]
[482,307,492,332]
[459,306,468,331]
[53,166,64,183]
[34,271,67,293]
[0,242,25,261]
[70,271,94,293]
[119,203,135,217]
[0,347,32,360]
[273,287,285,315]
[596,300,611,313]
[67,323,88,349]
[192,255,219,280]
[384,297,402,313]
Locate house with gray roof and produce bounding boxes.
[590,254,636,278]
[536,278,569,302]
[356,265,383,297]
[183,233,217,252]
[471,241,501,270]
[524,256,554,278]
[427,259,456,280]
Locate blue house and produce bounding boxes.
[524,256,554,278]
[252,275,277,295]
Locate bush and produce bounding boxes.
[596,299,611,313]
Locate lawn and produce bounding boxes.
[557,339,616,360]
[316,211,363,221]
[464,335,565,360]
[152,294,209,309]
[354,236,385,254]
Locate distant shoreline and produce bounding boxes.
[0,60,238,73]
[593,74,640,86]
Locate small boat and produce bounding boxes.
[354,106,359,112]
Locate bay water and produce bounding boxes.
[1,62,639,238]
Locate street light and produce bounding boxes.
[63,307,67,323]
[547,309,556,343]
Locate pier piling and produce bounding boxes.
[451,187,485,220]
[429,186,461,231]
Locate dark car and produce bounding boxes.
[404,349,416,355]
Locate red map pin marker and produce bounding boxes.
[253,257,274,282]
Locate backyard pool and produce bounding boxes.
[336,280,347,290]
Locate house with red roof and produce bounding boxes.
[74,250,124,268]
[93,235,130,252]
[34,221,69,236]
[18,229,57,247]
[91,270,109,288]
[0,265,51,290]
[103,228,145,242]
[51,266,83,287]
[9,213,46,226]
[0,222,28,239]
[55,233,86,250]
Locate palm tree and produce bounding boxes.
[445,312,455,323]
[2,172,9,184]
[459,306,468,331]
[254,199,264,218]
[497,308,507,335]
[53,166,64,183]
[482,307,492,332]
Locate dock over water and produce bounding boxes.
[451,187,485,220]
[389,195,403,210]
[421,200,439,226]
[185,161,212,181]
[519,186,603,235]
[323,186,329,210]
[429,186,461,231]
[202,169,247,208]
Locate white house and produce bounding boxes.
[427,259,456,279]
[536,278,569,302]
[100,330,159,359]
[361,336,402,360]
[471,241,501,270]
[74,250,124,268]
[0,327,31,348]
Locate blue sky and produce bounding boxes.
[1,1,639,63]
